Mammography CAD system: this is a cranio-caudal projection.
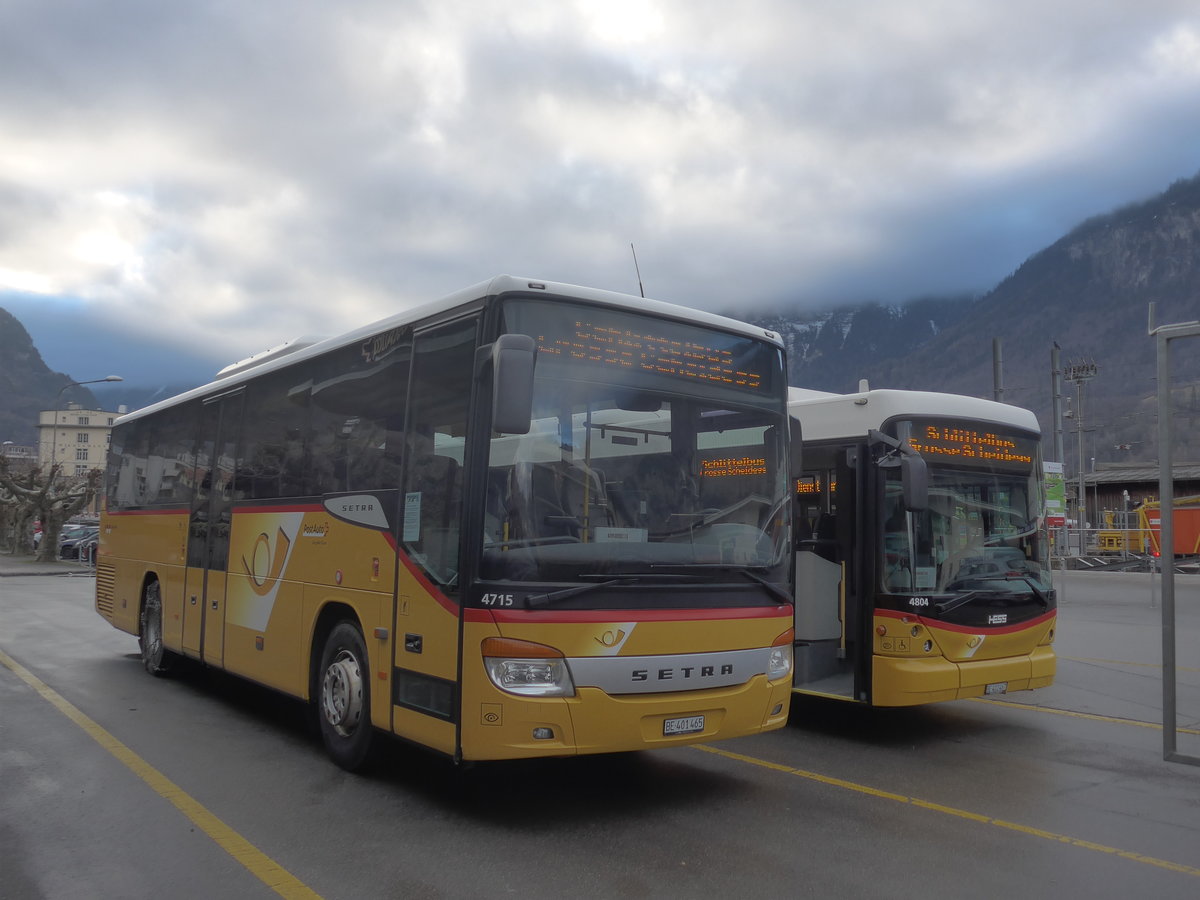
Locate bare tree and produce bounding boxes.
[0,457,101,561]
[0,458,38,555]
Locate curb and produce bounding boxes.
[0,557,95,578]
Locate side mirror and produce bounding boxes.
[490,334,536,434]
[788,415,803,485]
[869,428,928,512]
[901,452,928,512]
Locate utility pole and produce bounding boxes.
[1064,359,1099,555]
[1051,344,1065,466]
[992,337,1004,402]
[1050,343,1067,553]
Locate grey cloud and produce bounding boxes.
[2,0,1200,372]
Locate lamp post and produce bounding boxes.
[47,375,123,474]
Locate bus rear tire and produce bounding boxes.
[318,622,376,771]
[139,579,176,677]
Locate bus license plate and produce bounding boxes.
[985,682,1008,695]
[663,715,705,736]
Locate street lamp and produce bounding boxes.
[48,375,123,473]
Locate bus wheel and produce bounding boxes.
[318,622,375,771]
[139,580,175,677]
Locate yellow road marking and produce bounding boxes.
[695,743,1200,878]
[972,696,1200,735]
[1060,655,1200,673]
[0,648,322,900]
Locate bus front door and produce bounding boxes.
[182,390,244,666]
[793,448,859,700]
[391,318,477,755]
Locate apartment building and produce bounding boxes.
[36,403,121,475]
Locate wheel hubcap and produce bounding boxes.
[142,591,162,663]
[322,650,364,737]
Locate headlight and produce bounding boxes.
[482,637,575,697]
[768,629,794,681]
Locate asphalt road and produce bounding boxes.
[1,570,1198,899]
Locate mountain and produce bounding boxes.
[0,308,100,447]
[753,294,980,394]
[5,173,1200,461]
[748,173,1200,465]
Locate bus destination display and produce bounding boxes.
[535,319,765,391]
[902,419,1036,469]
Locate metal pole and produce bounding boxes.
[1151,314,1200,766]
[1149,552,1157,610]
[1077,379,1085,553]
[993,337,1004,403]
[1157,328,1178,762]
[1065,360,1098,556]
[1051,344,1066,554]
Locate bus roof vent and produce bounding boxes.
[216,335,328,379]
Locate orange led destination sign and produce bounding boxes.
[536,321,765,391]
[701,456,767,478]
[795,476,837,495]
[905,423,1035,467]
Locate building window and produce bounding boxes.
[78,416,90,425]
[77,433,89,444]
[75,465,88,476]
[76,449,89,461]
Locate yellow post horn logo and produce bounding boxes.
[243,527,291,596]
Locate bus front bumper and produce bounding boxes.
[871,646,1056,707]
[459,674,792,761]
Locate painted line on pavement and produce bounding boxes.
[1060,654,1200,673]
[695,743,1200,879]
[0,647,322,900]
[972,696,1200,735]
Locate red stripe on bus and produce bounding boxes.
[466,605,793,624]
[875,607,1056,635]
[387,534,460,617]
[105,508,188,516]
[107,503,325,516]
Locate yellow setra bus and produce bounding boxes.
[96,276,796,769]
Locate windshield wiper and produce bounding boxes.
[1008,574,1050,607]
[526,576,639,608]
[525,573,702,608]
[678,565,792,604]
[934,591,982,616]
[937,577,1050,613]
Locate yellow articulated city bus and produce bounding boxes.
[788,386,1056,707]
[96,276,796,769]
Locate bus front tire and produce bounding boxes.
[139,580,176,677]
[318,622,376,771]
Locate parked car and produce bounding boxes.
[59,527,100,560]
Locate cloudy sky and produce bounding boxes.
[3,0,1200,386]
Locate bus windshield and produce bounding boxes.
[881,466,1051,597]
[481,298,790,586]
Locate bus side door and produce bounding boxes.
[182,389,244,666]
